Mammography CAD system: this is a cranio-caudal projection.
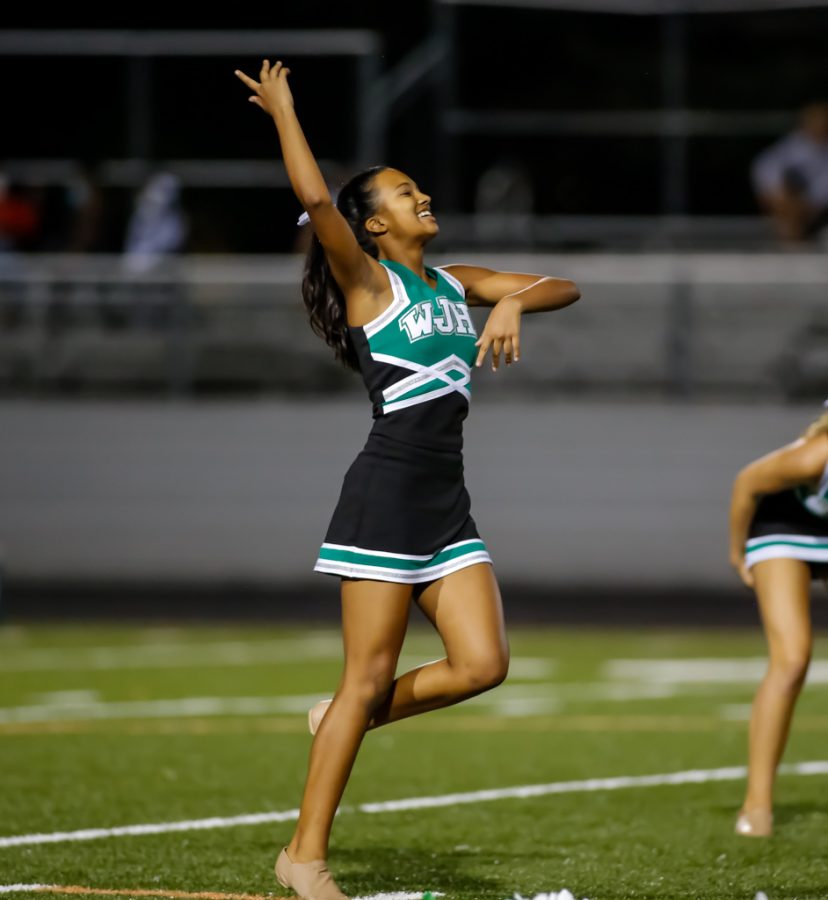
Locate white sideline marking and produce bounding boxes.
[605,658,828,684]
[0,695,329,724]
[0,887,50,894]
[0,807,301,848]
[2,761,827,849]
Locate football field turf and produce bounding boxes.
[1,622,827,900]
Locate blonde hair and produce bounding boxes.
[803,411,828,440]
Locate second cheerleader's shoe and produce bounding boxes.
[735,808,773,837]
[308,698,332,736]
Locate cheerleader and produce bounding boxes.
[729,405,828,836]
[234,60,580,898]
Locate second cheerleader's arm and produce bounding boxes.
[234,60,386,305]
[442,265,580,371]
[728,433,828,587]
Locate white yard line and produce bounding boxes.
[2,761,827,849]
[0,679,715,726]
[605,658,828,684]
[0,639,343,672]
[1,641,551,679]
[0,695,330,724]
[719,704,753,721]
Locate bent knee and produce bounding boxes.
[459,651,510,693]
[341,657,397,709]
[769,651,811,691]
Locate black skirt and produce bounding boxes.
[745,489,828,580]
[314,432,491,583]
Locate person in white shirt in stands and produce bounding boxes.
[751,101,828,244]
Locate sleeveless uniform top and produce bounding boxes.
[745,457,828,574]
[313,259,493,584]
[349,259,479,451]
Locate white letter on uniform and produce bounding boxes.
[400,302,434,341]
[433,297,455,334]
[452,302,475,336]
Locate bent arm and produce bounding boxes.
[729,434,828,559]
[443,265,580,311]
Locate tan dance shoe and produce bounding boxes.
[275,846,348,900]
[308,699,332,736]
[734,808,773,837]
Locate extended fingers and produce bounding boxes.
[234,68,259,90]
[475,331,521,370]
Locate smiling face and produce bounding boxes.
[365,168,438,245]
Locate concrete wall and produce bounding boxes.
[1,398,821,590]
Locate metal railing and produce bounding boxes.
[1,252,826,400]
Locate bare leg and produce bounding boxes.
[742,557,812,814]
[286,578,412,863]
[369,563,509,727]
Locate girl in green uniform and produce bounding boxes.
[235,59,580,899]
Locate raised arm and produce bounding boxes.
[443,265,580,371]
[729,433,828,587]
[234,60,385,299]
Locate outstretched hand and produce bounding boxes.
[234,59,293,117]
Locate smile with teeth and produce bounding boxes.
[418,208,435,218]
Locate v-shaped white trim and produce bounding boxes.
[362,265,410,338]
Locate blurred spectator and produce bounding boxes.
[64,161,106,253]
[35,161,108,253]
[0,172,41,253]
[751,102,828,244]
[116,172,190,332]
[122,171,189,274]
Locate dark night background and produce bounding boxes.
[5,6,828,251]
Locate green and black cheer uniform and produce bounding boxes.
[314,259,492,584]
[745,457,828,579]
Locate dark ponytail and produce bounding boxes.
[301,166,386,370]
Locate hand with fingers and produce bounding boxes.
[475,296,522,371]
[234,59,293,118]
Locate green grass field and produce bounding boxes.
[1,622,827,900]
